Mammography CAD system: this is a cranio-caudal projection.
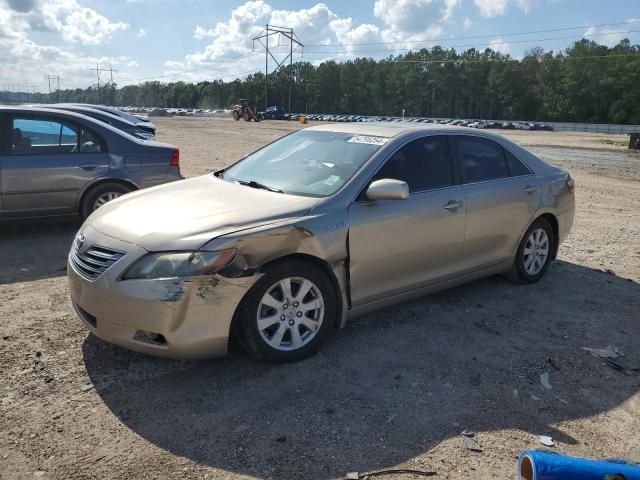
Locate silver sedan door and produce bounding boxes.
[348,135,467,307]
[2,116,109,217]
[452,135,542,270]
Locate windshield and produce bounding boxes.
[222,130,386,197]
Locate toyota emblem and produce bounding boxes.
[76,233,86,250]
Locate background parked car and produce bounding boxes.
[63,104,156,135]
[259,106,289,120]
[0,106,182,220]
[37,104,155,140]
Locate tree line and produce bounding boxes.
[3,38,640,124]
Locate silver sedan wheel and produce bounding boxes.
[523,228,549,275]
[93,192,122,211]
[257,277,324,352]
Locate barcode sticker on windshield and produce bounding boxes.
[348,135,389,146]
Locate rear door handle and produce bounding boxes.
[524,185,538,193]
[443,199,464,210]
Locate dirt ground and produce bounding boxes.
[1,117,639,480]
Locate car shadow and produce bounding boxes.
[83,260,640,479]
[0,219,79,284]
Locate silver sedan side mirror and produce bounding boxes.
[366,179,409,201]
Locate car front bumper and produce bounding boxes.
[67,225,259,359]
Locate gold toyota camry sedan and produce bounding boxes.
[68,123,575,362]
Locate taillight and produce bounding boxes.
[566,176,575,194]
[170,149,179,166]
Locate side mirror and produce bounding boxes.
[366,179,409,201]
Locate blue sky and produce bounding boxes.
[1,0,639,92]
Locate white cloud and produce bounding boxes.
[583,25,627,47]
[489,37,510,54]
[473,0,532,17]
[166,0,462,83]
[63,6,128,44]
[0,0,133,89]
[463,17,472,29]
[136,28,147,38]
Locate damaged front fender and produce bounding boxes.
[202,212,351,328]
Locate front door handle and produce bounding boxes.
[524,185,538,194]
[80,163,98,170]
[443,199,464,210]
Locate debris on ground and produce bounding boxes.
[461,430,482,452]
[80,383,94,393]
[530,394,542,401]
[583,345,624,358]
[604,359,640,376]
[538,435,555,447]
[540,372,553,390]
[346,469,436,479]
[547,358,560,371]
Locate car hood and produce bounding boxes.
[87,175,318,251]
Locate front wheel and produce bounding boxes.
[238,259,336,362]
[81,182,132,220]
[510,218,554,283]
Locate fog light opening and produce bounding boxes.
[134,330,167,346]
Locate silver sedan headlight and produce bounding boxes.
[122,249,236,280]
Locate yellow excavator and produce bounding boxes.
[232,99,261,122]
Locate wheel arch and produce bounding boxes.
[517,212,560,260]
[537,212,560,259]
[229,252,346,346]
[76,178,139,213]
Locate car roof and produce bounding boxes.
[305,121,504,139]
[0,105,141,141]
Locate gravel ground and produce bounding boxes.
[1,118,639,480]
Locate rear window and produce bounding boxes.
[455,136,509,183]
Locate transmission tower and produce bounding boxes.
[253,24,303,114]
[90,65,118,103]
[46,75,61,102]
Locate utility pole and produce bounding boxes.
[253,25,303,114]
[90,65,117,103]
[46,75,61,102]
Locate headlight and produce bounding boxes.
[122,249,236,280]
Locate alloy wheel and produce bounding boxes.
[93,192,122,211]
[523,228,549,275]
[256,277,324,351]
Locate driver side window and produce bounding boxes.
[372,135,455,193]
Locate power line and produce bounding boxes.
[124,52,259,83]
[300,29,640,55]
[393,53,640,64]
[305,19,640,47]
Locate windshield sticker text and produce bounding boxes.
[348,135,389,146]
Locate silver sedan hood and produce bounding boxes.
[86,174,318,251]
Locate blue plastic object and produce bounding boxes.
[518,450,640,480]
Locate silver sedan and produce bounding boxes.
[67,123,575,362]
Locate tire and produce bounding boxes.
[81,182,132,220]
[243,111,250,121]
[509,217,554,283]
[238,259,336,363]
[233,111,240,121]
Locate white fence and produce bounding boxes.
[541,122,640,135]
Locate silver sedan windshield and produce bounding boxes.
[223,130,386,197]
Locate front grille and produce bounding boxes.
[71,244,125,281]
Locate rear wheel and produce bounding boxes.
[238,259,336,362]
[510,217,554,283]
[81,182,132,220]
[233,110,240,121]
[243,111,250,121]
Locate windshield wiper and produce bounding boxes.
[236,179,283,193]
